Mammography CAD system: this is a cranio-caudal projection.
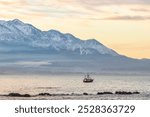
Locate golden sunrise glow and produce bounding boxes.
[0,0,150,58]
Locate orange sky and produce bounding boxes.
[0,0,150,58]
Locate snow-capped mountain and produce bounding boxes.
[0,19,118,56]
[0,19,150,74]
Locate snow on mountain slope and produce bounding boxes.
[0,19,119,56]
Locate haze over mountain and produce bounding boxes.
[0,19,150,74]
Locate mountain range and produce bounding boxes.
[0,19,150,74]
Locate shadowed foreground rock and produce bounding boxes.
[133,91,140,94]
[8,93,31,97]
[38,93,51,96]
[2,91,140,98]
[83,93,88,95]
[97,92,113,95]
[115,91,140,95]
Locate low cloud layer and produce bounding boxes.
[104,16,150,20]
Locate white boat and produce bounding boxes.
[83,74,94,83]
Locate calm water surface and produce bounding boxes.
[0,75,150,100]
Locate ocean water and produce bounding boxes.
[0,74,150,100]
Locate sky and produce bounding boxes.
[0,0,150,58]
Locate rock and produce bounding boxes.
[133,91,140,94]
[115,91,132,95]
[97,92,103,95]
[97,92,113,95]
[104,92,113,94]
[8,93,21,97]
[38,93,51,96]
[23,94,31,97]
[8,93,31,97]
[71,93,81,96]
[41,93,70,96]
[57,93,69,96]
[83,93,88,95]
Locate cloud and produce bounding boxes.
[131,8,150,12]
[74,0,150,6]
[0,0,150,21]
[0,0,28,6]
[104,16,150,20]
[87,16,150,21]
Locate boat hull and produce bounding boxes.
[83,79,94,83]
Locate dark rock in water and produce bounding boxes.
[57,93,70,96]
[133,91,140,94]
[115,91,132,95]
[83,93,88,95]
[8,93,31,97]
[38,93,51,96]
[97,92,113,95]
[71,93,81,96]
[23,94,31,97]
[97,92,103,95]
[44,93,69,96]
[8,93,21,97]
[115,91,140,95]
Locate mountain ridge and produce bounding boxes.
[0,19,150,74]
[0,19,118,56]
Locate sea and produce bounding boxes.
[0,74,150,100]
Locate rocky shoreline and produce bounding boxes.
[0,91,140,98]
